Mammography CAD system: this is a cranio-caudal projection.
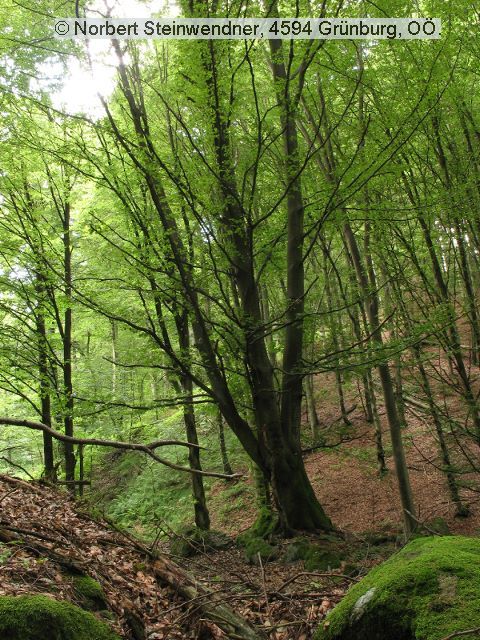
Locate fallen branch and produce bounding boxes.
[0,417,241,480]
[0,488,18,504]
[0,474,43,493]
[439,628,480,640]
[0,527,86,573]
[277,571,358,593]
[152,556,265,640]
[0,522,65,545]
[403,394,430,412]
[0,521,263,640]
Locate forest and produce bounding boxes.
[0,1,479,639]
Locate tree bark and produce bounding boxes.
[177,312,210,531]
[217,410,233,477]
[35,275,55,482]
[62,201,76,494]
[305,374,322,442]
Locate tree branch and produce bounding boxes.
[0,417,241,480]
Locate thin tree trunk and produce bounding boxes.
[343,223,416,533]
[35,276,55,481]
[110,319,118,397]
[178,312,210,531]
[367,370,387,476]
[304,374,321,442]
[322,252,351,426]
[217,410,233,477]
[62,202,76,495]
[413,348,468,516]
[78,444,84,498]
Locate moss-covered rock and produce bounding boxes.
[236,508,280,564]
[282,539,310,563]
[304,547,343,571]
[315,536,480,640]
[0,595,120,640]
[72,575,108,611]
[241,536,279,565]
[170,526,232,558]
[282,537,343,570]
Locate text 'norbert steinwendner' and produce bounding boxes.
[54,18,441,40]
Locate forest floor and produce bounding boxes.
[2,371,480,639]
[0,473,356,640]
[208,373,480,540]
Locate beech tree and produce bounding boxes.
[1,0,480,540]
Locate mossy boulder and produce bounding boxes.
[240,536,280,565]
[304,547,343,571]
[170,526,232,558]
[315,535,480,640]
[236,508,280,564]
[72,575,108,611]
[282,538,343,571]
[0,594,120,640]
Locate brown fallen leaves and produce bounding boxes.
[0,474,349,639]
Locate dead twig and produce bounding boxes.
[0,488,18,504]
[0,457,35,480]
[439,628,480,640]
[257,551,269,614]
[277,571,358,593]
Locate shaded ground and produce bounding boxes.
[0,474,359,640]
[210,369,480,539]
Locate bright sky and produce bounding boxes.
[50,0,179,116]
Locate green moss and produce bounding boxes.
[236,507,280,564]
[237,506,278,546]
[0,595,120,640]
[72,576,107,611]
[315,536,480,640]
[304,547,343,571]
[282,537,343,570]
[246,507,278,539]
[241,536,279,565]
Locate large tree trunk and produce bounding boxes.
[196,22,331,531]
[270,441,332,531]
[265,8,333,532]
[108,33,331,532]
